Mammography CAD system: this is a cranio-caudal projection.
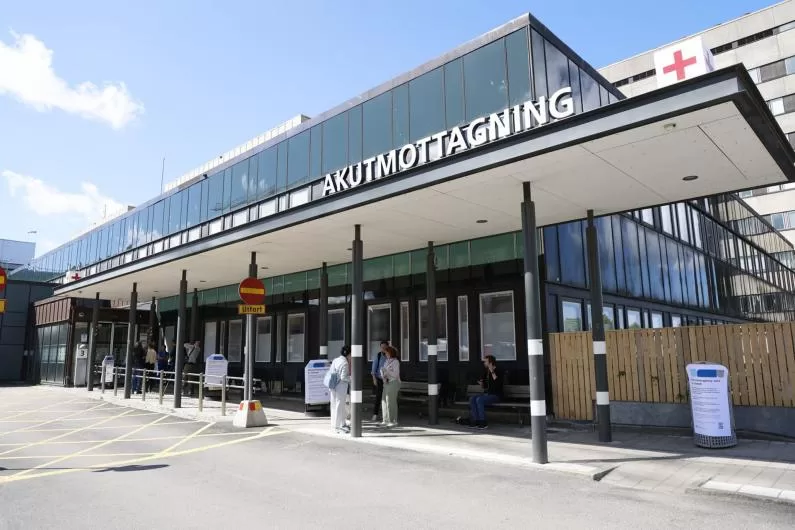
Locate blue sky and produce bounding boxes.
[0,0,775,257]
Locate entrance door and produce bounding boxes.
[327,308,345,360]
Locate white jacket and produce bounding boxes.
[330,356,350,384]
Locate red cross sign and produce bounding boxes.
[654,37,715,89]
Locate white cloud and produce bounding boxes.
[0,31,144,128]
[2,169,125,224]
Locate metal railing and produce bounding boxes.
[92,366,256,416]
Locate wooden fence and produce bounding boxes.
[549,323,795,421]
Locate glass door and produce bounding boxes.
[328,308,345,360]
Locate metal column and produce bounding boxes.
[427,241,439,425]
[521,183,548,464]
[586,210,612,442]
[244,252,257,402]
[190,288,199,342]
[350,225,363,438]
[86,293,100,391]
[174,270,187,408]
[148,297,156,345]
[319,262,328,358]
[123,283,137,399]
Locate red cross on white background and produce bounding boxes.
[663,50,698,81]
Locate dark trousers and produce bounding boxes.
[373,378,384,417]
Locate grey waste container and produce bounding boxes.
[686,362,737,448]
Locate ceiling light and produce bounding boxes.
[476,219,488,224]
[260,266,269,270]
[153,290,159,293]
[682,175,699,182]
[347,247,352,251]
[664,123,677,131]
[199,280,207,283]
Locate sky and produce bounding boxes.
[0,0,777,257]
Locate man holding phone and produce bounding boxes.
[468,355,503,429]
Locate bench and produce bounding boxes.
[457,384,532,425]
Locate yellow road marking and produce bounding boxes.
[158,422,216,455]
[10,415,170,479]
[0,398,84,421]
[0,402,110,439]
[0,427,286,484]
[0,430,273,447]
[0,408,134,457]
[0,412,159,423]
[0,453,156,460]
[12,419,198,434]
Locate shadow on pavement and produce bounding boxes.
[95,464,169,473]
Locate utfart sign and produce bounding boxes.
[322,86,575,197]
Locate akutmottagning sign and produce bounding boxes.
[322,86,574,197]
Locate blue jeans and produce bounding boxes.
[469,394,499,422]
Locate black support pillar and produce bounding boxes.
[586,210,612,442]
[319,262,328,358]
[244,252,257,401]
[521,183,548,464]
[174,270,187,408]
[148,297,157,345]
[190,288,199,342]
[123,283,137,399]
[427,241,439,425]
[350,225,363,438]
[86,293,100,391]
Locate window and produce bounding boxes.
[646,231,665,301]
[258,147,278,199]
[363,92,392,160]
[671,315,682,328]
[562,300,583,332]
[207,171,225,219]
[676,203,690,243]
[588,304,616,331]
[444,58,465,127]
[480,291,516,360]
[187,183,202,228]
[759,60,786,83]
[559,221,586,287]
[506,29,531,106]
[392,83,409,148]
[203,321,217,359]
[400,301,410,362]
[275,314,283,362]
[367,303,391,361]
[309,126,322,180]
[230,160,249,209]
[322,113,348,174]
[640,208,654,226]
[287,313,305,363]
[463,39,508,121]
[255,316,272,363]
[651,312,663,329]
[168,191,184,235]
[287,130,310,188]
[227,320,243,362]
[544,40,570,98]
[458,295,469,361]
[622,218,642,297]
[626,309,642,329]
[328,309,345,361]
[409,68,445,142]
[419,298,448,361]
[660,206,673,235]
[580,71,600,112]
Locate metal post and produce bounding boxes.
[427,242,439,425]
[522,183,548,464]
[159,370,164,405]
[351,225,363,438]
[101,363,106,394]
[174,270,187,408]
[87,293,100,391]
[190,288,199,342]
[242,252,257,402]
[113,367,118,396]
[142,370,147,400]
[148,297,156,344]
[198,373,204,412]
[221,375,227,416]
[319,262,328,358]
[123,283,137,398]
[587,210,612,443]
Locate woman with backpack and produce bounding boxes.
[328,346,351,434]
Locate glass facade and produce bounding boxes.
[21,24,622,285]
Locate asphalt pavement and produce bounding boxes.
[1,385,794,529]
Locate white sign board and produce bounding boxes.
[205,354,228,387]
[304,359,331,405]
[686,363,732,438]
[102,355,114,384]
[654,36,716,88]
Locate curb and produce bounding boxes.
[687,480,795,506]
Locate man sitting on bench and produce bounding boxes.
[468,355,503,429]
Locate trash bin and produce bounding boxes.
[686,362,737,448]
[73,345,88,387]
[101,355,115,388]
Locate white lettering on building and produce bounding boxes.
[322,87,574,196]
